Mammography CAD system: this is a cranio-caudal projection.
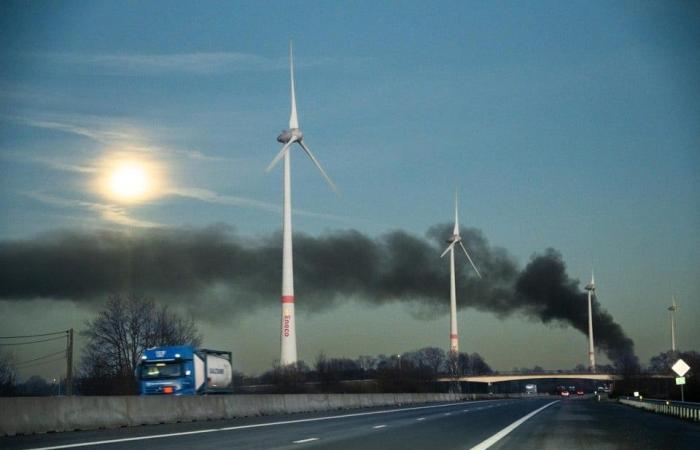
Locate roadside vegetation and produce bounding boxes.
[0,295,697,399]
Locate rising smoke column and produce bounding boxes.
[0,224,637,366]
[513,249,638,370]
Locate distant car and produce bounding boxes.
[560,390,570,397]
[576,390,584,396]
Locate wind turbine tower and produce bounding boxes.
[440,193,481,355]
[668,297,678,352]
[267,42,337,366]
[584,272,596,373]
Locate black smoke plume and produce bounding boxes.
[0,224,637,367]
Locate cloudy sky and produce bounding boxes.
[1,1,698,379]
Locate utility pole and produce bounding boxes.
[65,328,73,396]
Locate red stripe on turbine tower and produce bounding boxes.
[281,295,295,304]
[450,333,458,339]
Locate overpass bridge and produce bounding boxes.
[438,372,674,383]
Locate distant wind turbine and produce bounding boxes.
[266,42,337,367]
[584,271,596,373]
[440,192,481,355]
[668,296,678,352]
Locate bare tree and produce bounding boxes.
[0,349,16,396]
[457,352,470,375]
[356,355,376,372]
[79,294,201,394]
[315,351,330,386]
[420,347,446,375]
[447,351,460,377]
[467,352,492,375]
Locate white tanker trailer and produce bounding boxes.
[138,346,233,395]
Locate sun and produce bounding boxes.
[109,163,149,199]
[100,158,161,203]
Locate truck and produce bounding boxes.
[524,383,538,395]
[138,345,233,395]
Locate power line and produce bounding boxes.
[0,330,68,339]
[15,350,67,367]
[13,356,67,370]
[3,327,75,396]
[0,336,66,346]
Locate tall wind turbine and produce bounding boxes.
[668,296,678,352]
[440,193,481,355]
[584,271,596,373]
[266,42,337,366]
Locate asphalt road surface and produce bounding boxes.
[2,396,699,449]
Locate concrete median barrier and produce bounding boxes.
[0,393,475,436]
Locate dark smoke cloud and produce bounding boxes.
[0,224,637,366]
[514,250,638,369]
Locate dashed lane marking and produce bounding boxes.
[293,438,320,444]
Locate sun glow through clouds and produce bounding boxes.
[109,163,148,198]
[99,156,163,203]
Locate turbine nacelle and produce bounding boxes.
[585,271,595,292]
[668,298,678,312]
[277,129,303,144]
[267,42,338,194]
[441,193,481,279]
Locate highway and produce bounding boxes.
[2,397,699,449]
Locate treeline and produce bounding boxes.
[1,296,493,396]
[236,348,493,394]
[1,295,697,399]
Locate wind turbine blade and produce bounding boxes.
[458,241,482,278]
[265,138,295,172]
[298,140,338,194]
[289,41,299,129]
[440,243,455,258]
[453,190,459,236]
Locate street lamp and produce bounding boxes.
[397,354,402,371]
[52,378,61,396]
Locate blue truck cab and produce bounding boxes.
[138,345,233,395]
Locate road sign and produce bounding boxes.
[672,359,690,377]
[675,377,686,385]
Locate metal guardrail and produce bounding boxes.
[619,397,700,422]
[634,398,700,409]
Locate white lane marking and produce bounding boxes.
[416,417,425,421]
[470,401,559,450]
[293,438,320,444]
[463,409,470,412]
[373,425,387,429]
[26,401,482,450]
[445,412,452,416]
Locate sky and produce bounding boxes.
[0,1,698,380]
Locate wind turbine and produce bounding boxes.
[440,192,481,355]
[668,296,678,353]
[266,42,337,366]
[584,271,596,373]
